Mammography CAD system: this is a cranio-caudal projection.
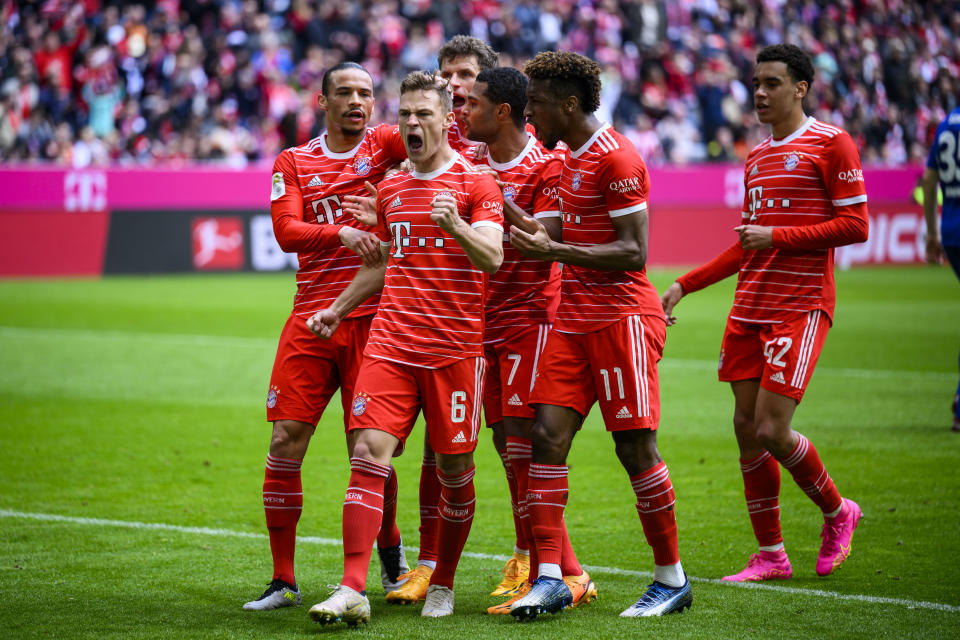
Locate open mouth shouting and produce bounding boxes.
[407,132,424,153]
[452,94,466,111]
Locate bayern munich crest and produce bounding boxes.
[502,184,518,201]
[266,385,279,409]
[783,152,801,171]
[354,156,372,176]
[571,171,582,191]
[352,392,369,416]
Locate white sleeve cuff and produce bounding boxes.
[472,220,504,232]
[609,202,648,218]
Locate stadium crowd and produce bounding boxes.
[1,0,957,167]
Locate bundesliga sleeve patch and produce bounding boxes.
[270,172,285,201]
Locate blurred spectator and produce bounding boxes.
[0,0,957,166]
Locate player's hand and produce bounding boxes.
[734,224,774,250]
[473,164,502,188]
[306,308,341,339]
[430,193,462,235]
[509,216,554,260]
[339,226,382,267]
[925,234,945,265]
[343,181,378,227]
[385,160,413,179]
[660,282,685,326]
[471,142,488,161]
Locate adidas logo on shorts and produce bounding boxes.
[769,371,786,384]
[507,393,522,406]
[307,175,323,187]
[616,406,632,419]
[452,431,466,443]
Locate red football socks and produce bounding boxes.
[498,444,525,552]
[778,433,842,515]
[630,461,680,566]
[418,452,441,564]
[507,437,536,573]
[263,454,303,585]
[527,463,569,567]
[430,465,477,589]
[341,457,390,593]
[376,466,401,549]
[739,451,784,547]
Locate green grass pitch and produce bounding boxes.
[1,266,958,639]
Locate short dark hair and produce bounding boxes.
[756,44,815,86]
[523,51,602,114]
[437,35,498,71]
[400,70,453,114]
[476,67,528,128]
[321,62,372,96]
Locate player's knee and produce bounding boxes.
[350,438,377,461]
[436,452,473,476]
[530,421,566,464]
[732,409,754,435]
[754,420,791,456]
[269,420,312,458]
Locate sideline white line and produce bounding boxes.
[1,326,954,381]
[2,509,957,614]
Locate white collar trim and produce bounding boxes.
[319,130,366,159]
[569,123,611,158]
[487,134,537,171]
[412,153,460,180]
[768,116,815,147]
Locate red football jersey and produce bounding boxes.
[270,124,407,319]
[475,134,563,343]
[448,120,480,156]
[733,116,868,323]
[554,124,661,333]
[365,153,505,369]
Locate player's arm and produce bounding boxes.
[736,134,869,251]
[509,156,563,241]
[503,198,562,241]
[511,206,646,270]
[306,244,389,339]
[431,193,503,273]
[661,241,742,325]
[922,164,944,265]
[271,152,379,262]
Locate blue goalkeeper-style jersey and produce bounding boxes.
[927,107,960,246]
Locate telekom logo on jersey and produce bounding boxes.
[390,221,411,258]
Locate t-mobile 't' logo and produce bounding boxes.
[390,221,411,258]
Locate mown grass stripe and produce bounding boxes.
[2,508,956,614]
[0,326,954,381]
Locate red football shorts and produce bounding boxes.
[483,324,552,426]
[266,313,373,428]
[718,310,831,402]
[349,356,486,455]
[529,315,665,430]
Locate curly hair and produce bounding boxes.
[399,70,453,114]
[476,67,528,128]
[757,44,815,86]
[437,35,498,71]
[523,51,602,114]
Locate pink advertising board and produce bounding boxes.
[0,164,932,276]
[0,165,924,212]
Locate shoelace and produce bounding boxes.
[637,582,672,606]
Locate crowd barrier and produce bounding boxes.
[0,164,929,277]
